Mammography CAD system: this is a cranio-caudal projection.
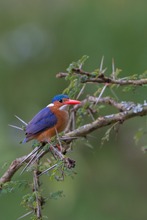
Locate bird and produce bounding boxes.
[23,94,81,144]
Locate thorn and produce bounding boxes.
[8,124,23,131]
[20,144,45,175]
[19,146,41,168]
[99,56,104,72]
[95,84,108,105]
[27,149,45,168]
[101,67,107,74]
[15,115,28,126]
[38,164,58,177]
[20,150,39,175]
[50,145,64,160]
[76,84,86,99]
[17,211,33,220]
[60,136,78,141]
[112,58,115,79]
[87,109,95,121]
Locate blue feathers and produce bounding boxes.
[25,107,57,141]
[23,94,69,142]
[51,94,69,103]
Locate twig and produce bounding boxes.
[88,96,132,111]
[0,143,72,185]
[56,72,68,78]
[56,69,147,86]
[0,145,47,184]
[33,163,42,219]
[71,96,135,112]
[63,104,147,139]
[0,156,26,184]
[83,77,147,85]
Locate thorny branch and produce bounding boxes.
[72,96,136,112]
[63,103,147,140]
[0,156,26,184]
[0,145,75,185]
[1,99,147,186]
[83,77,147,85]
[56,68,147,86]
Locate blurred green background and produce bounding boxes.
[0,0,147,219]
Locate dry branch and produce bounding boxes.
[63,104,147,139]
[73,96,135,112]
[33,166,42,219]
[0,156,25,184]
[0,145,75,185]
[83,77,147,85]
[56,69,147,86]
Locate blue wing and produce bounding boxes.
[26,107,57,137]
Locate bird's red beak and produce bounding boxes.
[64,99,81,105]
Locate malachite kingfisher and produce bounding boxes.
[23,94,81,143]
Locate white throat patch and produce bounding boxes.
[47,103,54,107]
[59,105,69,111]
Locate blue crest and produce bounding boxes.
[51,94,69,103]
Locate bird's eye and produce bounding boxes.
[59,99,63,103]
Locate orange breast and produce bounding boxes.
[35,109,69,142]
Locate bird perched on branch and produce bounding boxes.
[9,94,81,174]
[23,94,81,143]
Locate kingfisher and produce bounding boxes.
[23,94,81,143]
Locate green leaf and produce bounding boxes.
[0,180,28,195]
[66,55,89,73]
[139,70,147,79]
[49,190,64,200]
